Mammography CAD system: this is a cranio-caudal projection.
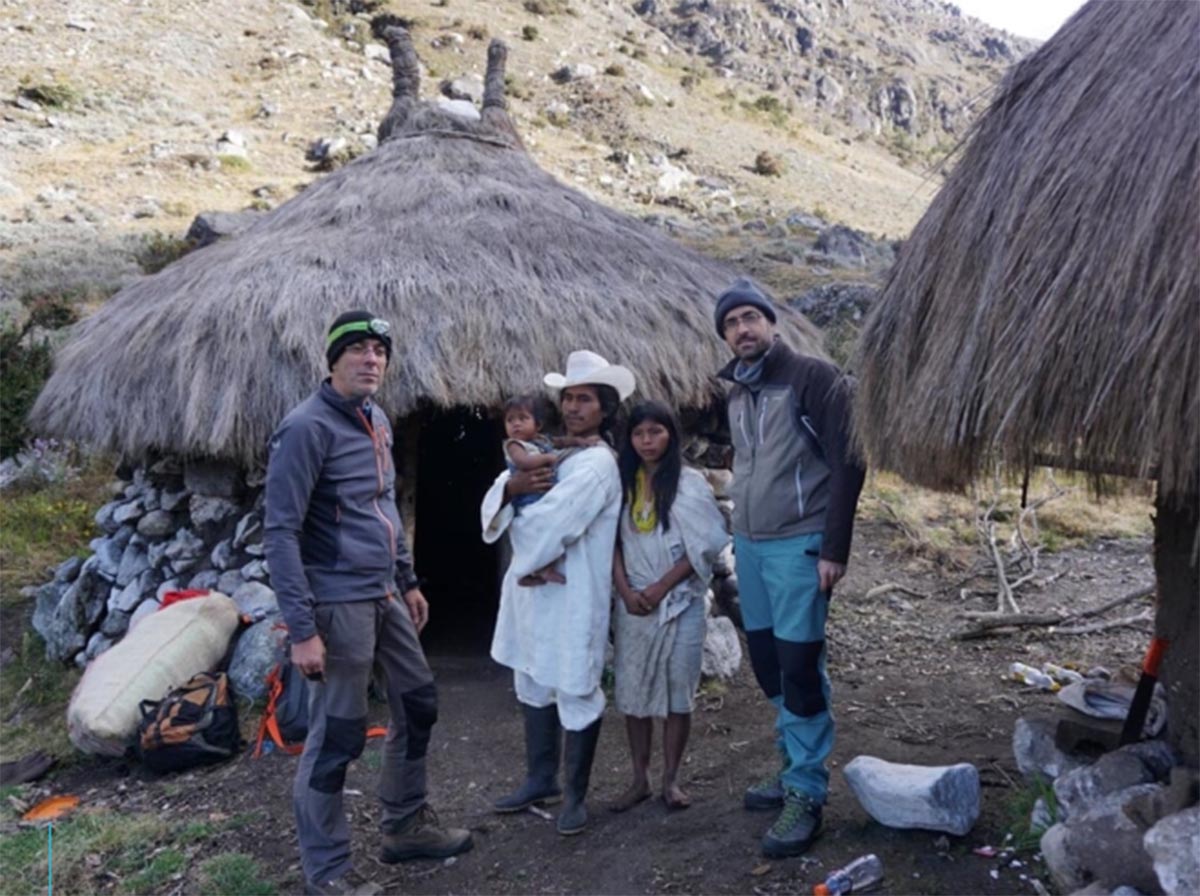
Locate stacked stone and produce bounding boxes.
[29,459,284,699]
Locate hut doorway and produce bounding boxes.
[408,407,504,654]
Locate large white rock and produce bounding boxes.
[843,755,980,835]
[1144,805,1200,895]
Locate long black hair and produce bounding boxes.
[618,401,682,532]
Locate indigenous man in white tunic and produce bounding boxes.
[480,350,635,836]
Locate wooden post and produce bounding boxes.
[1153,486,1199,767]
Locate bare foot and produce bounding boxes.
[541,567,567,584]
[663,783,691,810]
[517,573,545,587]
[606,782,652,813]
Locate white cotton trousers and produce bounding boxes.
[514,670,605,731]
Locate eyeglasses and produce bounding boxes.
[722,310,765,334]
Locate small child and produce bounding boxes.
[502,395,600,586]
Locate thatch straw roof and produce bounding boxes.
[31,31,820,466]
[853,0,1199,499]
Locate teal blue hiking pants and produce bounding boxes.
[735,532,833,803]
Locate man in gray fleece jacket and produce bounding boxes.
[715,279,866,859]
[265,310,471,896]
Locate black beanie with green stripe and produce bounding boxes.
[326,310,393,369]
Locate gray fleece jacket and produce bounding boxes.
[718,339,866,564]
[264,381,418,642]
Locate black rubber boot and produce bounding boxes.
[493,704,563,813]
[556,717,602,835]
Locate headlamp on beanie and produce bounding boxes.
[326,310,394,369]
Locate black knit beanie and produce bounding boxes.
[714,278,777,337]
[326,310,394,369]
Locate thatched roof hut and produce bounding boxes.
[30,30,819,467]
[852,0,1199,764]
[854,0,1197,499]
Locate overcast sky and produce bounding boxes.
[952,0,1087,40]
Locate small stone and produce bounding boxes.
[216,569,244,595]
[240,559,269,582]
[54,556,84,584]
[211,538,236,571]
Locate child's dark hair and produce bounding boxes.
[618,401,682,532]
[503,394,549,428]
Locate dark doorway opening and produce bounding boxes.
[409,407,505,654]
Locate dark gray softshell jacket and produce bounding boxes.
[264,381,418,642]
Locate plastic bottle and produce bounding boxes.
[1041,662,1084,686]
[813,854,884,896]
[1009,662,1059,691]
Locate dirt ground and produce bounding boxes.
[32,520,1156,895]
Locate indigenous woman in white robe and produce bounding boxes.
[480,350,635,836]
[610,402,730,811]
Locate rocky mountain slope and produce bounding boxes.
[0,0,1032,307]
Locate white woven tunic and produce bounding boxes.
[481,445,622,698]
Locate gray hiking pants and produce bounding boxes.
[293,597,436,885]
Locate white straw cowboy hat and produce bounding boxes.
[543,350,636,401]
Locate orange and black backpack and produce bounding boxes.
[137,672,240,773]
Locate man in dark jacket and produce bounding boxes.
[265,311,471,896]
[715,279,866,858]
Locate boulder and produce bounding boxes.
[188,569,222,591]
[441,74,484,103]
[99,609,131,639]
[1040,783,1163,894]
[1013,715,1090,780]
[228,616,288,701]
[1144,805,1200,895]
[843,756,980,835]
[701,615,742,680]
[1054,742,1173,821]
[211,538,236,571]
[31,582,67,642]
[115,537,151,588]
[136,509,175,540]
[189,495,241,541]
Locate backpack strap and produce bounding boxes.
[253,663,389,758]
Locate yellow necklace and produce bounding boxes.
[631,466,658,533]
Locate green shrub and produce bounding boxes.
[752,150,784,177]
[218,154,251,172]
[523,0,573,13]
[604,63,626,77]
[18,81,80,108]
[521,24,538,40]
[0,294,80,458]
[134,232,196,274]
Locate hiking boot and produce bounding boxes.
[304,869,381,896]
[743,772,785,811]
[761,790,823,858]
[380,804,473,863]
[494,703,563,813]
[557,717,602,835]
